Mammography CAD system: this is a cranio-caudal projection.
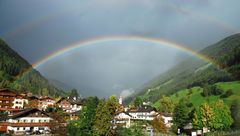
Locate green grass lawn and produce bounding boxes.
[153,81,240,109]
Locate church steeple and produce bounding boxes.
[119,96,122,105]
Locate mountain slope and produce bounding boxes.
[0,38,66,96]
[48,79,74,91]
[127,34,240,103]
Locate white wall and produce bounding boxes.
[12,98,28,109]
[8,126,49,133]
[7,117,52,133]
[129,112,155,120]
[8,117,51,123]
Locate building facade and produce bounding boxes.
[0,89,17,109]
[6,108,52,134]
[12,95,28,109]
[56,97,82,113]
[114,112,132,128]
[39,97,55,110]
[128,106,158,121]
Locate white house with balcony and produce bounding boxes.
[128,105,158,121]
[56,97,84,113]
[5,108,52,134]
[114,111,132,128]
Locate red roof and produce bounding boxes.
[9,122,50,127]
[0,122,50,128]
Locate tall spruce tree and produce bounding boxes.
[173,99,191,130]
[67,97,99,136]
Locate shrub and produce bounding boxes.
[220,89,233,98]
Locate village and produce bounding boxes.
[0,88,173,136]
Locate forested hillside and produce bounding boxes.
[0,39,66,96]
[126,34,240,103]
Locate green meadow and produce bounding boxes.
[153,81,240,108]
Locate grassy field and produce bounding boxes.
[153,81,240,108]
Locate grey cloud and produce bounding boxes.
[0,0,239,97]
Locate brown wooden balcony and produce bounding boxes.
[0,122,51,127]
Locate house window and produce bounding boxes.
[6,101,9,103]
[31,120,34,123]
[17,127,20,130]
[23,127,25,130]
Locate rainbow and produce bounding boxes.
[16,36,223,80]
[32,36,217,68]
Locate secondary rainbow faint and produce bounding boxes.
[2,3,238,39]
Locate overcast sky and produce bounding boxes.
[0,0,239,97]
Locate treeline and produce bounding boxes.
[202,33,240,79]
[0,39,65,96]
[201,84,234,98]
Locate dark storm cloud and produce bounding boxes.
[0,0,239,97]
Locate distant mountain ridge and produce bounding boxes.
[126,34,240,103]
[0,38,66,96]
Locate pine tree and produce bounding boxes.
[173,99,191,130]
[67,97,99,136]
